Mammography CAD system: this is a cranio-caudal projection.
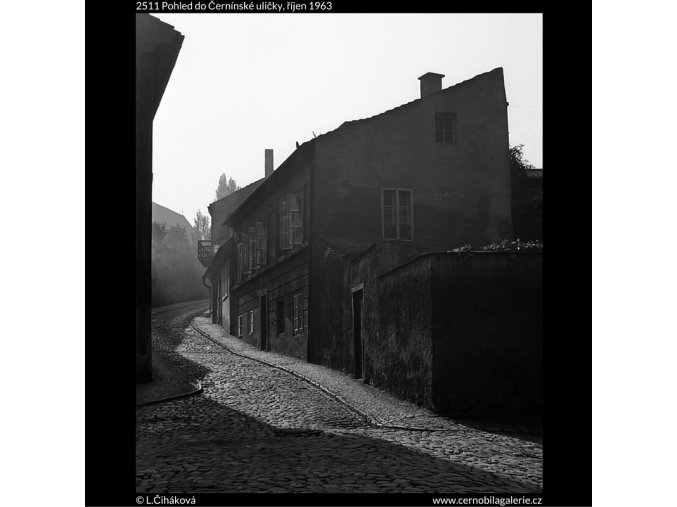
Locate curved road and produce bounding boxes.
[137,300,542,494]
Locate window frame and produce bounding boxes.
[289,192,303,247]
[268,210,278,264]
[237,243,242,283]
[381,188,414,241]
[280,199,290,251]
[434,112,457,145]
[280,192,304,252]
[241,232,250,275]
[249,225,257,272]
[256,220,267,267]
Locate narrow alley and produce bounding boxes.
[136,301,542,494]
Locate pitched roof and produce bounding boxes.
[152,202,194,243]
[208,177,264,213]
[313,67,504,142]
[226,67,504,226]
[226,142,315,226]
[204,237,235,281]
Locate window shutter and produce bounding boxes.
[303,184,309,243]
[295,192,304,245]
[256,221,266,266]
[287,194,296,249]
[288,194,299,212]
[242,233,249,274]
[262,224,267,265]
[280,200,289,250]
[237,243,242,282]
[293,211,302,245]
[269,210,277,263]
[249,226,257,270]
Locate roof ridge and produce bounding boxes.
[312,67,503,142]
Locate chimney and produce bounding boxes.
[265,149,273,178]
[418,72,445,99]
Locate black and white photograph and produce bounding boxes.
[134,7,544,504]
[21,2,677,506]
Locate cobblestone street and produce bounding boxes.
[136,300,542,494]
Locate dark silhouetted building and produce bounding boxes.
[136,14,184,383]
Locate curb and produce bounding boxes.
[189,321,376,427]
[136,381,204,408]
[189,319,450,432]
[136,347,206,408]
[137,305,212,407]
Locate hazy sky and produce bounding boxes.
[151,13,542,224]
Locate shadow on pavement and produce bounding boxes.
[136,391,539,494]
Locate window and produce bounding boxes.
[256,221,267,267]
[280,192,304,251]
[280,200,288,251]
[237,243,242,282]
[435,112,456,144]
[289,193,303,246]
[382,189,413,241]
[249,226,257,272]
[303,183,310,243]
[276,298,285,335]
[293,292,303,335]
[268,211,278,264]
[248,310,254,335]
[241,232,249,275]
[237,314,243,337]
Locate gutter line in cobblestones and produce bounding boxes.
[189,322,451,433]
[136,382,204,408]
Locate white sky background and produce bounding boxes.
[152,13,542,224]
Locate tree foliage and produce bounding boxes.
[193,210,210,240]
[509,144,535,173]
[509,144,542,241]
[214,173,240,201]
[151,221,167,243]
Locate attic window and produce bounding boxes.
[435,112,456,144]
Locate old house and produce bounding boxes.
[152,202,196,245]
[199,177,264,330]
[202,68,541,420]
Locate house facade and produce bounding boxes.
[199,178,264,331]
[205,67,512,357]
[200,68,542,419]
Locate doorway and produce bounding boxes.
[352,288,364,379]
